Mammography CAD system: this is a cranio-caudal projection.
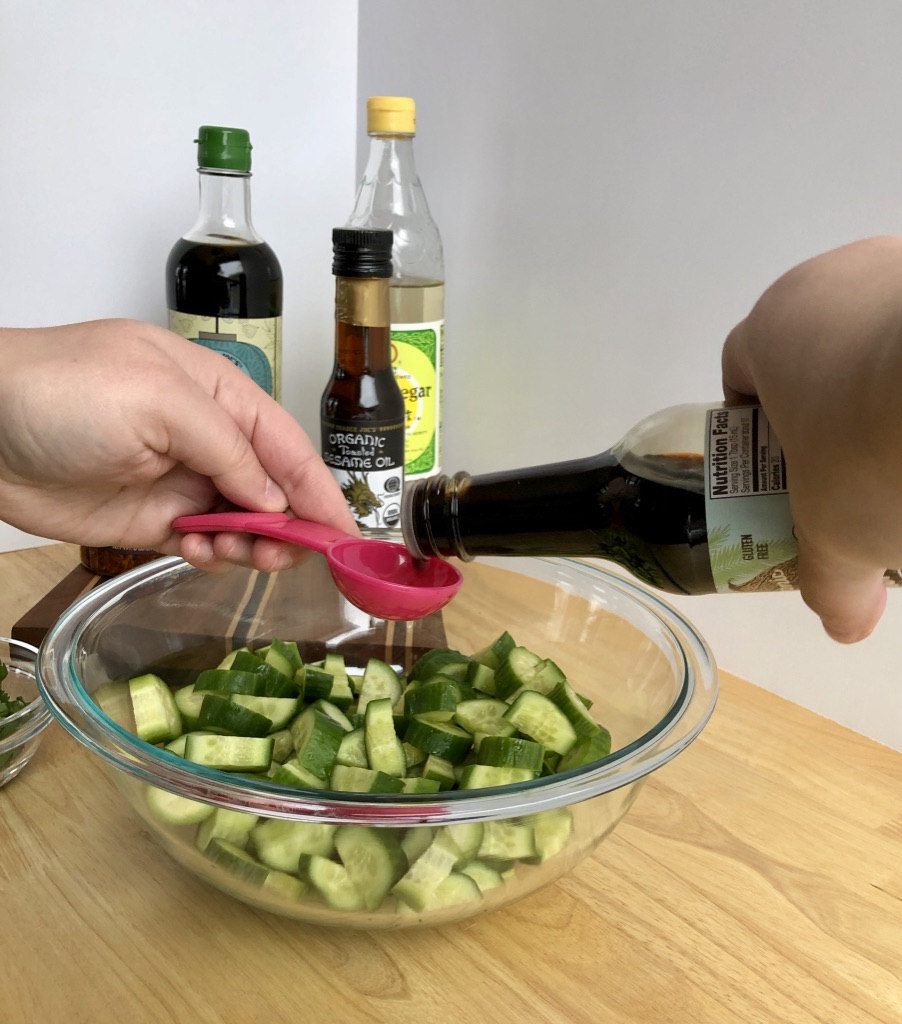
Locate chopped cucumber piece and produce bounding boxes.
[364,697,407,777]
[253,818,337,871]
[330,765,405,793]
[529,807,574,863]
[470,630,517,670]
[129,673,182,744]
[195,807,258,852]
[458,764,538,789]
[289,705,344,781]
[549,680,603,740]
[461,860,505,892]
[403,717,473,764]
[476,736,545,772]
[503,690,578,756]
[304,854,365,911]
[392,837,458,911]
[557,728,612,771]
[184,733,274,772]
[334,826,407,911]
[335,727,369,769]
[194,668,267,697]
[357,659,404,716]
[269,757,328,789]
[144,784,214,826]
[478,820,536,862]
[322,654,354,710]
[229,694,299,732]
[196,693,273,737]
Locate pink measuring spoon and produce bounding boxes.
[171,511,462,621]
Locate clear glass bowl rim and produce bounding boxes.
[0,636,51,752]
[36,556,718,826]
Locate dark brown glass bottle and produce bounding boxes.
[166,125,283,400]
[402,404,785,596]
[321,228,405,531]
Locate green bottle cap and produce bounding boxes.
[195,125,252,172]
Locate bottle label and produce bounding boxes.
[321,418,405,530]
[704,406,799,592]
[168,311,282,400]
[391,320,443,479]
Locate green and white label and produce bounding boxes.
[168,311,281,400]
[391,320,443,479]
[705,406,799,592]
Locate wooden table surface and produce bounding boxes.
[2,544,901,1024]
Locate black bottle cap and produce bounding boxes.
[332,227,393,278]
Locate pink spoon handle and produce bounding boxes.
[171,511,348,554]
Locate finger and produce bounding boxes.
[720,320,760,405]
[795,534,887,643]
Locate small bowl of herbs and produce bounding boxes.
[0,637,51,787]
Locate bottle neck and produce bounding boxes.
[334,276,392,373]
[184,168,262,245]
[347,133,444,281]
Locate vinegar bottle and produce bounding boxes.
[321,228,406,531]
[166,125,283,399]
[402,402,900,596]
[347,96,444,482]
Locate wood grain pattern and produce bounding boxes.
[2,544,901,1023]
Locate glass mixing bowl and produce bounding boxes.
[37,551,717,930]
[0,636,52,788]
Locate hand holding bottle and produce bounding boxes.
[0,318,356,572]
[721,235,902,643]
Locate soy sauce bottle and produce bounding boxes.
[402,403,807,596]
[166,125,283,399]
[321,228,405,531]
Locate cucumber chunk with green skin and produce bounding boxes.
[207,838,305,898]
[268,757,328,789]
[476,736,545,772]
[196,694,273,737]
[465,661,497,696]
[144,784,214,826]
[357,658,404,716]
[195,807,258,852]
[401,776,442,793]
[322,654,354,710]
[416,753,457,790]
[458,764,538,789]
[269,728,294,763]
[289,705,344,780]
[398,871,483,914]
[173,684,217,731]
[404,678,461,722]
[252,819,337,871]
[557,727,612,771]
[265,639,302,678]
[252,662,297,698]
[528,807,575,863]
[408,648,473,682]
[129,673,182,744]
[470,630,517,670]
[402,742,427,769]
[93,680,136,731]
[439,822,485,867]
[492,647,542,700]
[311,698,354,733]
[478,820,536,861]
[400,826,434,864]
[216,647,254,670]
[330,765,405,793]
[461,860,505,892]
[335,826,408,911]
[364,697,407,777]
[549,679,603,740]
[503,690,578,756]
[404,717,473,764]
[303,854,365,911]
[335,727,369,769]
[297,665,333,703]
[194,668,268,697]
[229,694,299,732]
[392,837,458,911]
[184,733,274,772]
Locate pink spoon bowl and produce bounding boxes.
[171,511,462,621]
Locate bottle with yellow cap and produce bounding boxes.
[347,97,444,482]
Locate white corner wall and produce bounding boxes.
[357,0,902,749]
[0,0,359,550]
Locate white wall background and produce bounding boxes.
[0,0,359,546]
[2,1,901,750]
[357,0,902,750]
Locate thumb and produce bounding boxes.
[795,534,887,643]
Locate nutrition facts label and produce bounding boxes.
[707,405,788,500]
[704,406,796,592]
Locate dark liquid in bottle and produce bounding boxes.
[166,239,282,318]
[406,452,715,595]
